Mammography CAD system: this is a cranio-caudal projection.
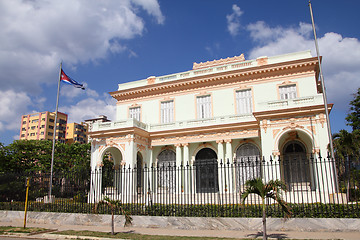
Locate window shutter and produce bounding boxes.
[161,101,174,123]
[129,107,141,121]
[280,85,297,99]
[197,95,211,119]
[236,90,252,114]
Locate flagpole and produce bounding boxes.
[308,1,335,160]
[49,62,62,202]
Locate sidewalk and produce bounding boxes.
[1,221,360,240]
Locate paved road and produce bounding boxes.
[0,237,45,240]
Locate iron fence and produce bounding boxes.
[1,155,359,218]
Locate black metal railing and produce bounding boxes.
[1,155,359,218]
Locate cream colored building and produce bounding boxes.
[65,122,88,144]
[88,51,338,203]
[20,111,68,143]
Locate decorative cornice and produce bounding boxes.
[110,57,319,102]
[88,126,149,139]
[193,54,245,69]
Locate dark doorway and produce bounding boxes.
[194,148,219,193]
[136,152,143,194]
[282,141,311,190]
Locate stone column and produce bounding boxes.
[225,139,234,192]
[127,137,136,200]
[225,139,233,163]
[175,143,182,194]
[182,143,189,195]
[217,140,225,193]
[145,147,153,205]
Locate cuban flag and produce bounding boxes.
[60,69,85,90]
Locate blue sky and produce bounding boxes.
[1,0,360,145]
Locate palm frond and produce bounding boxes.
[242,177,292,218]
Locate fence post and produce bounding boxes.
[23,177,30,228]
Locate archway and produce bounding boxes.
[194,148,219,193]
[282,140,311,190]
[235,143,261,191]
[157,149,176,193]
[100,146,123,195]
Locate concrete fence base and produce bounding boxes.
[1,210,359,232]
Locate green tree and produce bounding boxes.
[0,142,7,173]
[241,178,291,240]
[332,130,360,200]
[2,140,52,173]
[0,140,91,201]
[95,196,132,235]
[332,130,360,163]
[346,88,360,131]
[0,140,90,174]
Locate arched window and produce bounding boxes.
[136,152,143,194]
[235,143,261,191]
[282,141,311,190]
[157,149,176,193]
[194,148,219,193]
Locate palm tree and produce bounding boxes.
[241,178,291,240]
[332,129,360,200]
[95,197,132,235]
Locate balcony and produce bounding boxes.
[91,95,323,134]
[91,114,255,133]
[257,94,324,112]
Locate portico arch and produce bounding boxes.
[99,146,124,167]
[278,130,315,191]
[99,146,124,196]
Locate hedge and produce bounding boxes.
[1,201,359,218]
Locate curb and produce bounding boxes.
[0,232,126,240]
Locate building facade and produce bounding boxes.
[65,122,88,144]
[20,111,68,143]
[88,51,338,203]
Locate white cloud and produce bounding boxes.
[0,90,32,132]
[226,4,243,37]
[246,21,360,111]
[0,0,163,143]
[59,94,117,123]
[0,0,164,94]
[132,0,165,24]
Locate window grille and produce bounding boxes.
[279,84,297,99]
[197,95,211,119]
[157,150,176,193]
[161,101,174,123]
[235,143,261,191]
[129,107,141,121]
[236,89,253,114]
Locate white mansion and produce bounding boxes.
[88,50,338,203]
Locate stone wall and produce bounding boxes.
[1,211,359,232]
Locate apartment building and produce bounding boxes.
[66,122,88,144]
[20,111,68,143]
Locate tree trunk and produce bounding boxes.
[111,210,114,235]
[262,198,267,240]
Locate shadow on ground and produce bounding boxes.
[247,231,289,239]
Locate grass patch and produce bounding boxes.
[0,226,49,234]
[55,230,240,240]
